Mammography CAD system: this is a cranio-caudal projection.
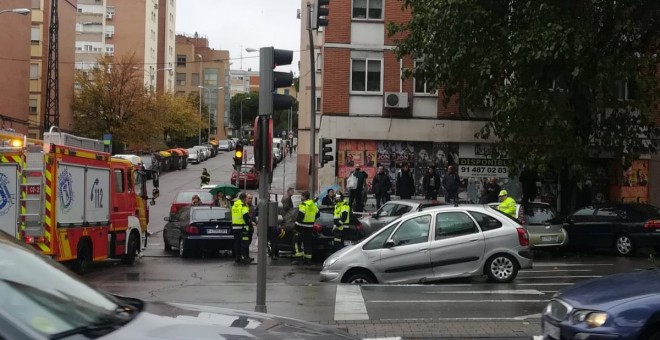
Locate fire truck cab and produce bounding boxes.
[0,128,159,273]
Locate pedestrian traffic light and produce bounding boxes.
[312,0,330,29]
[233,143,243,170]
[259,47,295,116]
[319,138,333,168]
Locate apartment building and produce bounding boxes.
[156,0,175,92]
[75,0,167,92]
[229,69,259,97]
[175,34,230,140]
[0,0,31,135]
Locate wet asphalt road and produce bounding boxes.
[81,151,659,326]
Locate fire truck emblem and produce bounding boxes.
[0,173,14,216]
[58,168,74,213]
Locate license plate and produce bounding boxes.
[541,235,558,242]
[543,321,560,339]
[207,229,229,234]
[344,240,354,246]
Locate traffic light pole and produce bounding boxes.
[307,2,317,198]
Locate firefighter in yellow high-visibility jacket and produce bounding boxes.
[497,190,517,218]
[293,191,319,265]
[333,193,350,252]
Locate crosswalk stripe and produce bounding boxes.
[369,299,548,303]
[423,289,544,295]
[335,285,369,321]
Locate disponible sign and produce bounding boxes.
[459,158,511,178]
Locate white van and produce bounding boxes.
[272,138,283,153]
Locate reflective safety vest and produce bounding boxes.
[297,199,318,226]
[334,201,350,224]
[231,199,249,226]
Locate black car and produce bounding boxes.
[565,203,660,256]
[0,230,359,339]
[163,206,233,258]
[139,154,159,179]
[274,207,365,258]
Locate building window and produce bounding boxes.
[31,26,40,44]
[353,0,383,20]
[176,73,186,86]
[203,68,219,86]
[351,59,381,93]
[30,64,39,80]
[616,80,636,101]
[316,97,321,112]
[176,55,186,67]
[29,99,38,114]
[31,0,40,9]
[414,60,434,94]
[191,73,200,86]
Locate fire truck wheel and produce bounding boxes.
[121,233,139,265]
[74,241,92,274]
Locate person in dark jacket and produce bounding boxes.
[442,165,461,204]
[485,177,501,203]
[396,163,415,199]
[422,166,441,200]
[372,166,392,209]
[321,188,336,206]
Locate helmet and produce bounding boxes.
[499,190,508,197]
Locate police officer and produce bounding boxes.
[333,192,351,252]
[293,191,319,265]
[231,192,253,264]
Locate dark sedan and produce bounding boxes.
[0,230,359,340]
[564,203,660,256]
[163,206,233,258]
[542,269,660,340]
[275,207,366,258]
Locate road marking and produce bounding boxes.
[514,283,573,286]
[423,289,544,295]
[533,336,544,340]
[368,299,548,303]
[533,263,613,267]
[518,276,601,279]
[521,269,592,273]
[363,338,402,340]
[335,285,369,321]
[149,243,161,246]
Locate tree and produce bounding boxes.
[154,93,206,147]
[389,0,660,174]
[229,92,259,134]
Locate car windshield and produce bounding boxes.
[220,141,229,146]
[141,157,152,167]
[487,205,523,225]
[176,191,214,204]
[524,205,559,225]
[240,167,253,174]
[192,209,230,221]
[186,148,196,154]
[0,235,122,336]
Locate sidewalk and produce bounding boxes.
[320,318,541,339]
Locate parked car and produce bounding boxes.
[274,207,366,258]
[186,148,199,164]
[488,202,567,248]
[542,269,660,340]
[321,204,533,284]
[113,154,141,166]
[564,203,660,256]
[273,147,283,163]
[163,206,232,257]
[193,146,208,161]
[231,165,259,188]
[359,199,443,236]
[0,230,360,340]
[139,154,159,179]
[169,189,214,218]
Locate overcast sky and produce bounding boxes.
[176,0,302,74]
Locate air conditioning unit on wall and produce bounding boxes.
[384,92,409,109]
[105,32,114,38]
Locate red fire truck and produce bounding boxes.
[0,128,159,273]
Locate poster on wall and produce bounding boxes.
[337,140,377,192]
[620,160,648,203]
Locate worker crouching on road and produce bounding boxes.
[293,191,319,265]
[201,168,210,186]
[497,190,517,218]
[231,192,254,264]
[333,192,350,252]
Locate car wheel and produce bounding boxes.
[485,254,519,283]
[121,232,139,265]
[345,271,376,284]
[615,234,636,256]
[163,231,172,251]
[73,241,92,274]
[179,238,191,258]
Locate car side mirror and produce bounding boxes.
[152,188,160,199]
[163,216,170,222]
[385,240,395,248]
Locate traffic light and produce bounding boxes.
[259,47,295,116]
[319,138,333,168]
[233,143,243,170]
[312,0,330,29]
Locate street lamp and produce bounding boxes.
[240,97,253,140]
[0,8,30,15]
[198,86,223,144]
[240,47,258,70]
[148,67,172,93]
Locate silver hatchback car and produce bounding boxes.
[320,204,533,284]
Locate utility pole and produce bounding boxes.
[44,0,60,132]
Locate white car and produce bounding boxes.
[186,148,199,164]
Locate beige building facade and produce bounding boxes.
[175,34,230,140]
